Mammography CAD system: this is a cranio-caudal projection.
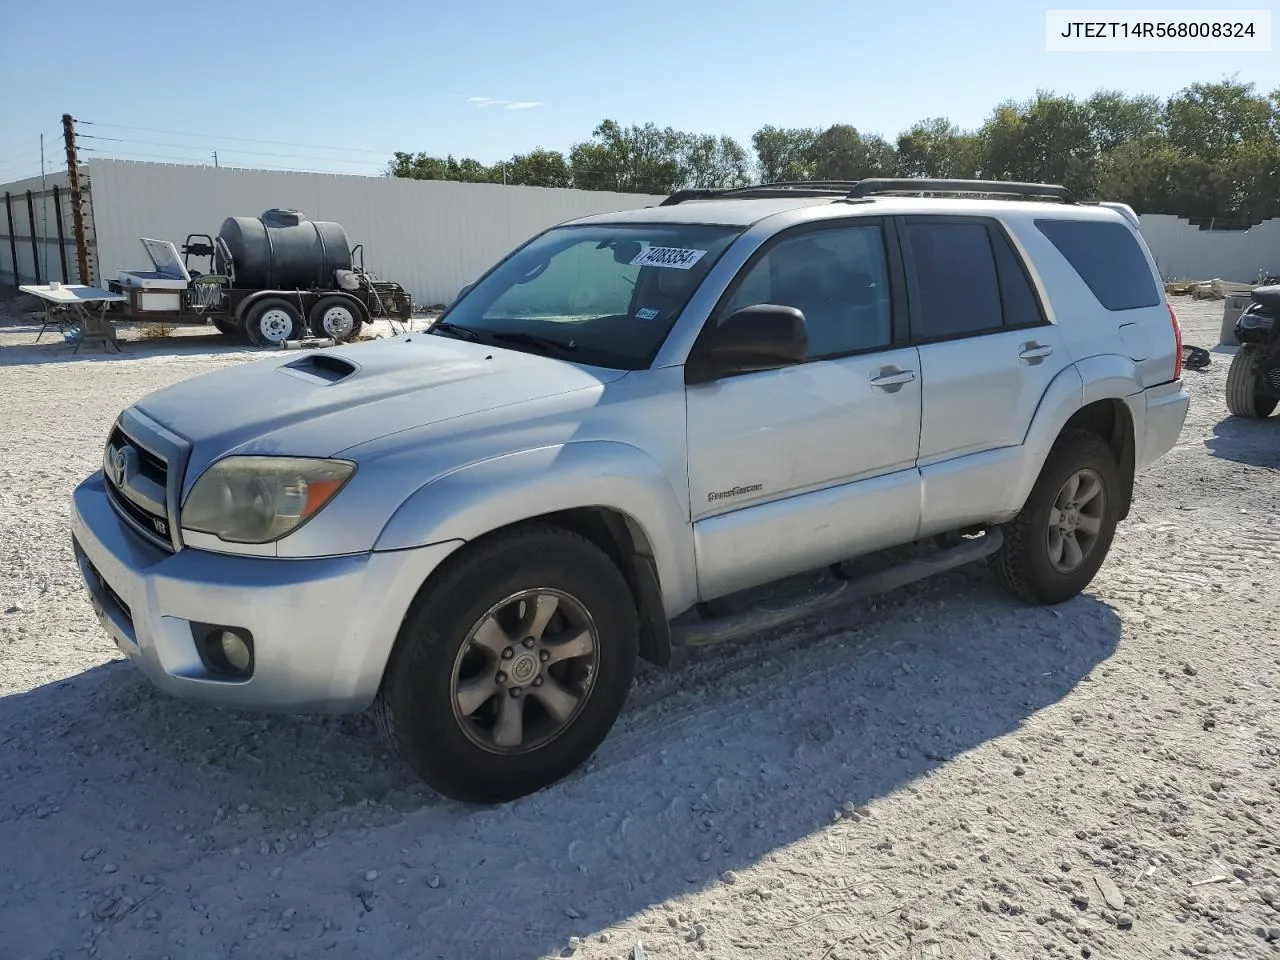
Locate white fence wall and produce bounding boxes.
[85,160,665,305]
[0,170,83,287]
[1139,213,1280,283]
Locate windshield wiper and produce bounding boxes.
[429,320,482,341]
[490,331,578,356]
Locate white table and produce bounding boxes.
[20,284,128,354]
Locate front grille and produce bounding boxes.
[1267,367,1280,392]
[104,423,175,552]
[104,478,172,547]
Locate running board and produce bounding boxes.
[671,529,1003,648]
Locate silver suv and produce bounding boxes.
[71,178,1190,803]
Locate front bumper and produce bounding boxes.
[71,471,461,713]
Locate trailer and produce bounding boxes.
[105,209,412,345]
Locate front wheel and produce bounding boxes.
[1226,345,1278,418]
[990,429,1121,605]
[373,526,639,803]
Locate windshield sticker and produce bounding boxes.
[635,307,660,321]
[630,246,707,270]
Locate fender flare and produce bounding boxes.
[374,440,698,618]
[234,289,308,323]
[1006,355,1142,513]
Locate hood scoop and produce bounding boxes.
[278,352,359,385]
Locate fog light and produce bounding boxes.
[191,622,254,678]
[219,630,252,672]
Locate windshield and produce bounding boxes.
[433,222,744,369]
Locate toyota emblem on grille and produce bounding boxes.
[109,449,128,487]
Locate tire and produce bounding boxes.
[1226,345,1278,418]
[308,295,365,342]
[210,317,243,340]
[989,428,1121,605]
[373,526,639,803]
[243,297,302,347]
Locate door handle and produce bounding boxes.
[870,367,916,390]
[1019,342,1054,364]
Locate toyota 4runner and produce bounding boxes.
[71,178,1191,803]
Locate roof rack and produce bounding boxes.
[844,178,1076,203]
[659,181,862,206]
[659,177,1077,207]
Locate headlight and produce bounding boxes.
[182,457,355,544]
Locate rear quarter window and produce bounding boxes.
[1034,219,1161,311]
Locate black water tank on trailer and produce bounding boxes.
[216,209,352,290]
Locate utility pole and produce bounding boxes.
[213,151,219,168]
[62,113,91,285]
[39,133,48,283]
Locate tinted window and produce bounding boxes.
[438,222,742,369]
[1035,219,1160,311]
[485,241,637,320]
[723,224,892,359]
[991,227,1045,326]
[904,221,1002,339]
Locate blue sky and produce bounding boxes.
[1,0,1275,182]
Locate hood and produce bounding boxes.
[134,334,628,488]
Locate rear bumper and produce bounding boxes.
[1136,380,1190,470]
[71,470,461,713]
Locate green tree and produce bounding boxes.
[1216,137,1280,223]
[796,125,899,181]
[385,151,499,183]
[804,124,864,180]
[386,79,1280,218]
[501,149,572,188]
[1095,136,1184,213]
[751,125,817,182]
[859,134,900,177]
[568,120,686,193]
[896,119,980,178]
[979,92,1096,195]
[1164,80,1275,163]
[1085,91,1163,154]
[680,134,752,188]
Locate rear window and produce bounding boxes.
[1034,219,1160,311]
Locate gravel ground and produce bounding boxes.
[0,298,1277,960]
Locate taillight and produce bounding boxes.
[1168,302,1183,379]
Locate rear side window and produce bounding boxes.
[991,228,1045,327]
[903,221,1003,339]
[1034,219,1160,311]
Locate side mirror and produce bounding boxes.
[703,304,807,376]
[453,281,476,305]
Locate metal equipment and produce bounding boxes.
[105,209,413,346]
[1226,285,1280,419]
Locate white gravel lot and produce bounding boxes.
[0,299,1277,960]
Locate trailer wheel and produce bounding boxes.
[308,296,364,342]
[210,317,242,340]
[244,298,302,347]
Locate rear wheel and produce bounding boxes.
[244,297,302,347]
[308,295,364,342]
[990,429,1120,605]
[1226,345,1278,418]
[373,526,639,803]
